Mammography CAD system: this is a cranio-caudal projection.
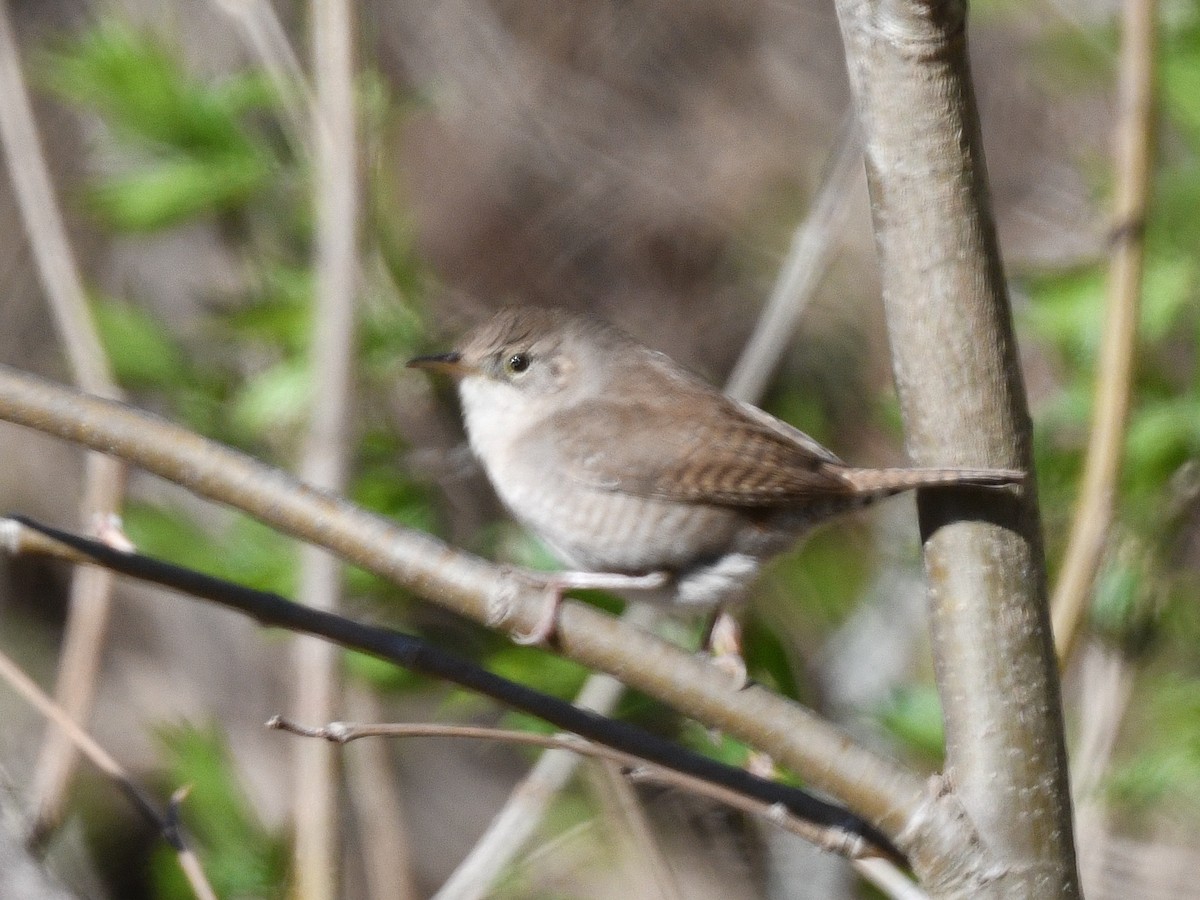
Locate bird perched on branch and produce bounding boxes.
[410,306,1023,648]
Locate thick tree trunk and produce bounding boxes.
[834,1,1081,896]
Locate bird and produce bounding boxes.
[409,306,1023,647]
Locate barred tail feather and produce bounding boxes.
[840,466,1024,496]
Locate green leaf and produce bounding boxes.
[1020,268,1104,365]
[1124,397,1200,488]
[42,20,273,154]
[150,723,286,899]
[87,151,271,231]
[344,648,425,691]
[123,504,296,596]
[1139,254,1194,343]
[92,297,188,387]
[877,685,945,763]
[228,359,312,440]
[488,645,590,701]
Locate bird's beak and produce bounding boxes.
[407,351,470,377]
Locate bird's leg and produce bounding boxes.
[702,609,749,689]
[510,569,669,646]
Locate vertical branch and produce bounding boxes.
[1051,0,1158,664]
[344,687,419,900]
[292,0,359,897]
[0,0,128,836]
[833,1,1079,896]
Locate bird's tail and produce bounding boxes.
[840,465,1025,496]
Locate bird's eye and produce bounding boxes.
[505,353,531,374]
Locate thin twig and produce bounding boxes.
[291,0,360,895]
[0,648,217,900]
[1070,640,1136,896]
[0,5,114,395]
[1051,0,1158,664]
[587,760,684,900]
[211,0,313,153]
[268,717,881,859]
[0,0,129,839]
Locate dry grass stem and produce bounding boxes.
[1051,0,1159,664]
[291,0,361,895]
[0,1,129,839]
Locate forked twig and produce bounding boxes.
[0,648,216,900]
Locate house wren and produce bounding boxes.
[410,306,1022,641]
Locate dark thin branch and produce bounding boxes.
[6,515,904,865]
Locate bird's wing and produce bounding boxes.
[538,395,852,507]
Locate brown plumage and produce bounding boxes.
[410,306,1023,611]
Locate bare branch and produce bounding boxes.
[725,118,861,404]
[0,366,969,861]
[343,687,419,900]
[433,606,655,900]
[212,0,313,153]
[268,717,884,861]
[6,514,904,864]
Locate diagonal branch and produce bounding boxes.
[4,514,899,862]
[0,364,965,861]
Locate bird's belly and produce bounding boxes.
[493,472,742,575]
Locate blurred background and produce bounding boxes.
[0,0,1198,897]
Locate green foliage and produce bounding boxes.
[740,612,801,699]
[679,720,759,771]
[1019,1,1200,828]
[489,646,591,706]
[877,685,945,765]
[342,647,426,691]
[1106,676,1200,813]
[124,503,297,597]
[93,296,190,388]
[150,723,287,899]
[764,526,874,631]
[42,20,278,230]
[1160,7,1200,149]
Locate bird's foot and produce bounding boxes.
[704,609,749,690]
[509,569,669,646]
